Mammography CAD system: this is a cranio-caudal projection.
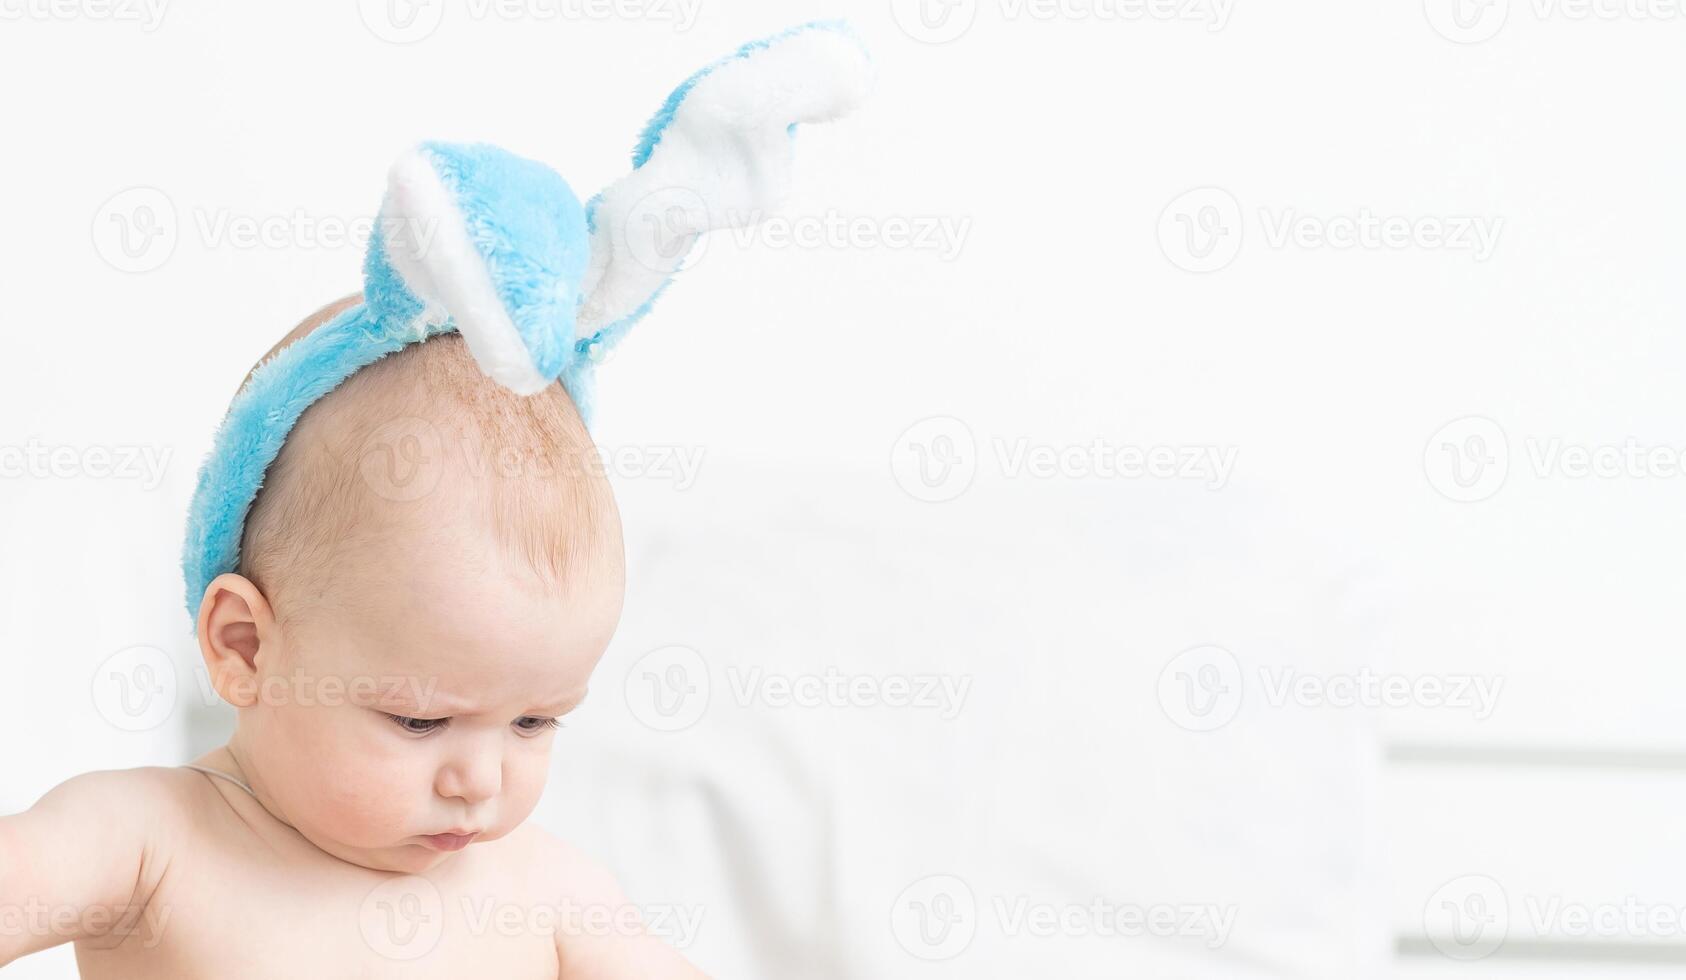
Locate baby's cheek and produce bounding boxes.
[497,743,554,828]
[282,705,419,838]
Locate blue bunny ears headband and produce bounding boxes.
[181,22,873,620]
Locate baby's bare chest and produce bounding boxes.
[75,832,561,979]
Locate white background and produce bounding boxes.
[3,0,1686,976]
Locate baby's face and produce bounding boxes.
[235,508,624,874]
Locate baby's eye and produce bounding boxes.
[386,713,449,735]
[514,716,562,736]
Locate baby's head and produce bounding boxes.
[194,295,625,873]
[177,23,872,874]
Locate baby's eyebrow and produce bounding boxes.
[359,677,472,716]
[377,689,465,716]
[367,682,587,716]
[542,689,588,715]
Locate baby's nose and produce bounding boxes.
[434,747,504,805]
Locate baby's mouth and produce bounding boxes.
[416,831,481,852]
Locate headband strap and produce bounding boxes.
[180,21,873,621]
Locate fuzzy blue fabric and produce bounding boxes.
[570,19,865,357]
[630,18,856,168]
[413,141,589,381]
[180,22,868,622]
[179,303,454,619]
[362,221,425,330]
[183,142,591,620]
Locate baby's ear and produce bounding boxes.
[367,142,592,396]
[195,573,271,707]
[570,22,874,364]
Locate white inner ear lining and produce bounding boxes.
[383,149,552,397]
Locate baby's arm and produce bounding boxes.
[540,835,710,980]
[0,769,172,965]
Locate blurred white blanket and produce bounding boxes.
[539,454,1390,978]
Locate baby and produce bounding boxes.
[1,23,869,976]
[1,294,705,978]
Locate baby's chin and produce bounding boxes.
[380,845,461,875]
[305,825,509,875]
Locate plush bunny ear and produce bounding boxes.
[369,141,592,395]
[572,21,874,359]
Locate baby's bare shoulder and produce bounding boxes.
[42,766,223,869]
[493,823,625,903]
[0,767,209,964]
[23,766,205,838]
[492,825,710,979]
